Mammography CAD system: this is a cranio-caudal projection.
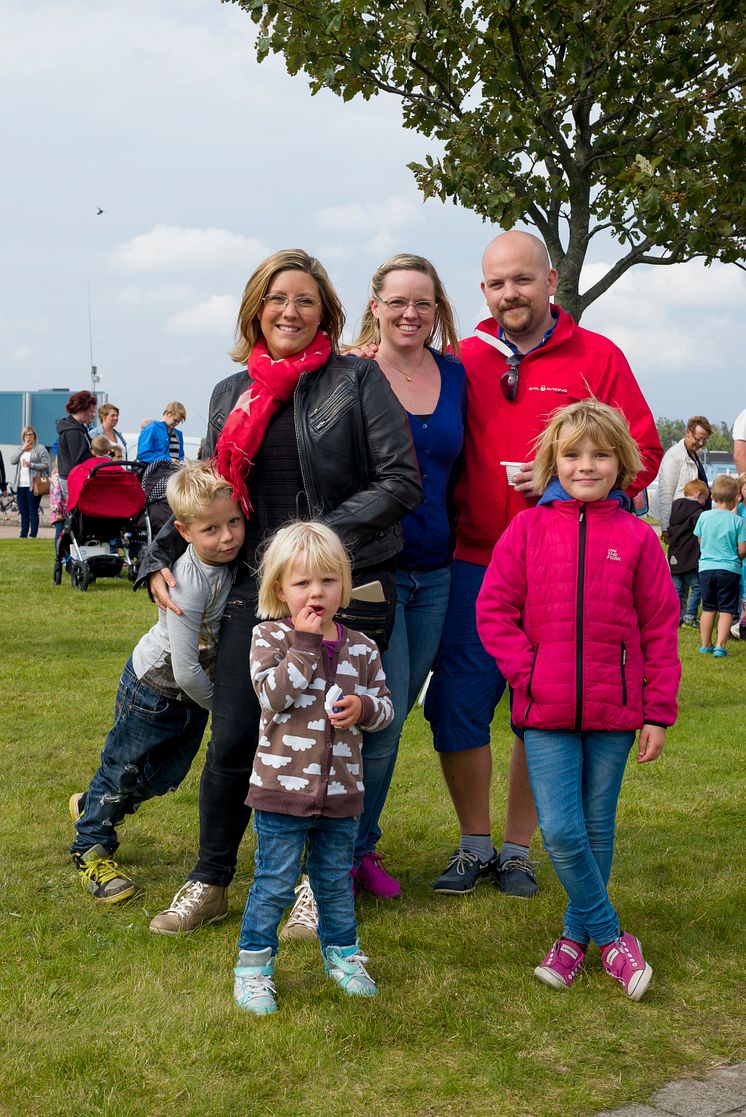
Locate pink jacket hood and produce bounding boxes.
[476,495,681,732]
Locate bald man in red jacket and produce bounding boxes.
[427,230,662,898]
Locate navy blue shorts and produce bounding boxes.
[425,559,519,751]
[699,569,741,615]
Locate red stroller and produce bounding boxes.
[54,459,151,591]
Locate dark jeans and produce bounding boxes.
[17,485,41,537]
[671,570,701,621]
[71,657,209,855]
[190,577,261,886]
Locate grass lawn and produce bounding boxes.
[1,539,743,1117]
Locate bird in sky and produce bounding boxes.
[97,207,105,215]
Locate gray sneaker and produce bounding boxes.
[73,845,135,904]
[149,881,228,935]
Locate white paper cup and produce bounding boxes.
[500,461,524,487]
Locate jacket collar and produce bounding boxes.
[539,476,631,511]
[472,305,574,357]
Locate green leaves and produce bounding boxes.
[226,0,746,318]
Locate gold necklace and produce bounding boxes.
[379,350,427,383]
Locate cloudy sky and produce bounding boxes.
[3,0,744,441]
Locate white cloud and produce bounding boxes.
[111,225,267,274]
[116,285,193,307]
[315,196,422,259]
[165,295,238,336]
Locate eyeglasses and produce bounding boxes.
[262,294,320,312]
[375,296,437,314]
[500,354,521,401]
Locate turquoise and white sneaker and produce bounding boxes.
[233,948,277,1015]
[323,943,377,997]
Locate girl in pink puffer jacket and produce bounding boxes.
[477,399,680,1002]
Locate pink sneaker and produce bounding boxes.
[354,852,401,900]
[601,932,653,1001]
[534,938,586,990]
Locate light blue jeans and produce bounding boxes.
[355,565,451,861]
[524,728,635,946]
[239,810,359,953]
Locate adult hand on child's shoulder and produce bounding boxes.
[149,568,182,616]
[637,724,666,763]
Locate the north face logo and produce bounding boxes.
[607,548,621,562]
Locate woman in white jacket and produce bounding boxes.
[658,416,712,540]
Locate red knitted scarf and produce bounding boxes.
[215,330,331,515]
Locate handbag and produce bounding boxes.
[32,472,51,497]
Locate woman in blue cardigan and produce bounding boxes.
[347,254,466,900]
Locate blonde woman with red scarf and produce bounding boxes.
[134,249,421,936]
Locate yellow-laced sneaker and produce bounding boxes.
[73,844,135,903]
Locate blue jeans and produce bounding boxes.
[17,486,41,537]
[671,570,701,621]
[239,810,359,953]
[71,657,208,854]
[355,565,451,860]
[523,729,635,946]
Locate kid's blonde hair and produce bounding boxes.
[711,473,738,505]
[257,521,352,619]
[533,398,643,494]
[166,460,235,524]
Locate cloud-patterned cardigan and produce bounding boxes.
[247,622,393,818]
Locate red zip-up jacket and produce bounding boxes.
[476,493,681,732]
[455,308,663,565]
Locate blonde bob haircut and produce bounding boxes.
[348,253,460,357]
[166,460,235,525]
[533,398,643,494]
[230,249,345,364]
[98,403,119,422]
[21,426,38,442]
[256,521,352,620]
[163,401,187,422]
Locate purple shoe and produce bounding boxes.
[354,852,401,899]
[601,932,653,1001]
[534,938,586,990]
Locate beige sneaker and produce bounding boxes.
[280,874,318,941]
[149,880,228,935]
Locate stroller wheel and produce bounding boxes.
[53,560,62,586]
[70,560,92,592]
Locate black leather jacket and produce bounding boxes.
[135,354,422,583]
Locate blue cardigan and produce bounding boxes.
[398,349,466,568]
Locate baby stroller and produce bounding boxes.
[53,460,151,591]
[132,458,181,537]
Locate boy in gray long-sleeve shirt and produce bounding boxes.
[69,462,244,904]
